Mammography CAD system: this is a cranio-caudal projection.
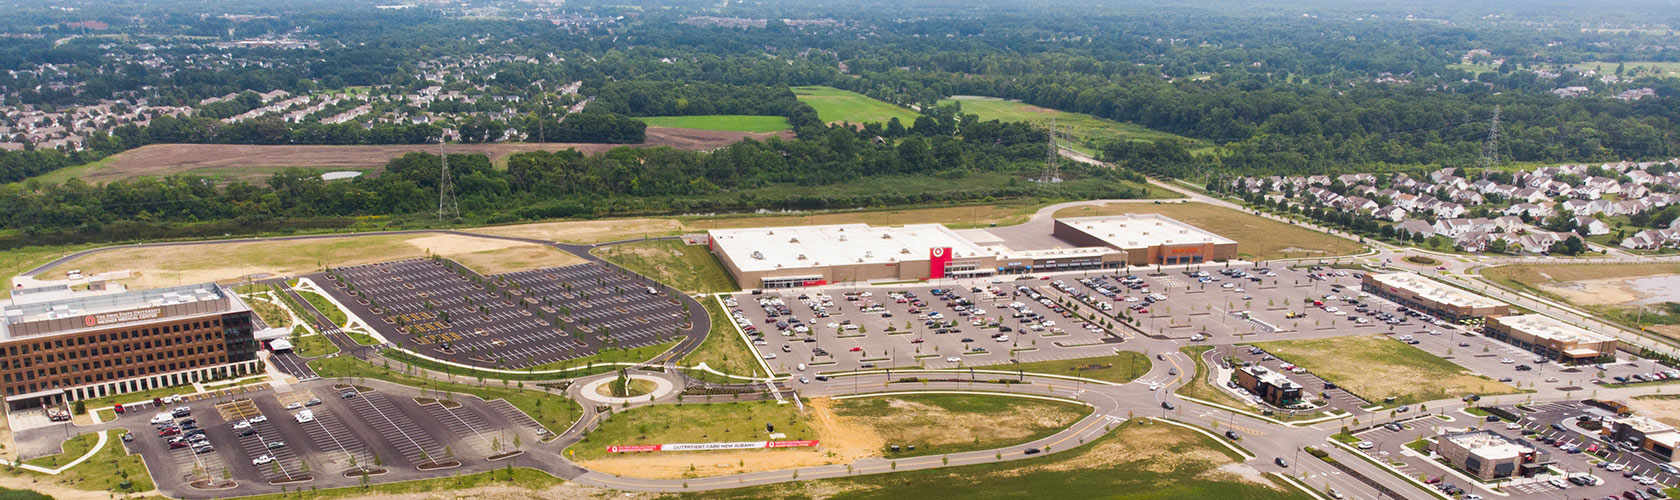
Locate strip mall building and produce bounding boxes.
[0,284,261,410]
[706,214,1238,289]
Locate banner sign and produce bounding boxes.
[607,440,819,453]
[84,308,162,327]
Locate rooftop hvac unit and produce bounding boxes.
[900,248,910,254]
[881,234,892,239]
[789,238,799,243]
[865,250,874,258]
[797,254,807,260]
[751,251,765,260]
[839,235,847,241]
[767,230,774,235]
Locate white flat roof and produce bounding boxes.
[709,223,991,273]
[1368,272,1504,309]
[1445,431,1533,461]
[1057,214,1235,249]
[1493,314,1616,344]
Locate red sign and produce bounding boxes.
[606,440,819,453]
[928,247,953,279]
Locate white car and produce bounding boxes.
[1505,422,1522,430]
[252,454,274,466]
[284,402,302,410]
[1500,358,1514,364]
[1356,441,1374,450]
[249,415,268,424]
[295,410,315,424]
[231,420,252,430]
[946,357,961,363]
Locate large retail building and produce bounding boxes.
[1360,272,1511,321]
[0,283,261,410]
[706,215,1237,289]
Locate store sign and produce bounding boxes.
[84,308,162,327]
[607,440,819,453]
[928,247,953,279]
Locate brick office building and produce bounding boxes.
[0,284,261,411]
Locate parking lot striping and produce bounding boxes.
[346,389,444,464]
[306,406,367,472]
[424,399,493,448]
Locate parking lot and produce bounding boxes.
[316,258,688,370]
[112,378,545,490]
[727,281,1124,375]
[1348,402,1679,499]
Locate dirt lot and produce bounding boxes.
[75,127,793,184]
[34,233,581,289]
[1483,262,1680,307]
[574,398,875,479]
[468,219,686,244]
[1628,396,1680,428]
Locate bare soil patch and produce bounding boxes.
[37,233,580,289]
[468,218,684,244]
[82,127,792,184]
[575,398,874,479]
[1628,396,1680,428]
[1540,277,1650,307]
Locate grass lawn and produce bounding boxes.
[0,488,51,500]
[940,96,1199,150]
[593,239,739,294]
[293,326,340,357]
[793,86,921,125]
[242,292,292,329]
[382,339,679,380]
[636,115,791,133]
[22,154,120,185]
[1572,61,1680,78]
[680,296,764,378]
[310,356,582,438]
[1054,202,1365,261]
[1251,334,1520,406]
[0,243,98,300]
[7,430,153,493]
[1005,352,1151,383]
[681,199,1047,232]
[659,419,1310,500]
[568,399,815,461]
[232,467,562,500]
[76,382,201,411]
[832,393,1090,457]
[1177,346,1249,409]
[23,432,99,468]
[297,289,349,327]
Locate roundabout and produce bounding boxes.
[577,374,676,405]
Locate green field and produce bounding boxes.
[793,86,922,125]
[681,296,765,378]
[1573,61,1680,78]
[659,419,1309,500]
[568,400,814,461]
[6,430,153,494]
[1251,334,1520,406]
[232,467,563,500]
[0,488,52,500]
[382,339,680,380]
[293,326,340,357]
[1007,352,1152,383]
[636,115,792,133]
[296,289,349,327]
[309,356,582,437]
[940,96,1198,153]
[832,393,1090,458]
[594,239,739,294]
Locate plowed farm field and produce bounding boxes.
[58,127,791,184]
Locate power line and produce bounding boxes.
[1480,105,1502,168]
[1039,117,1061,183]
[438,137,459,220]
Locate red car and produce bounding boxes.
[911,338,924,343]
[849,347,863,352]
[158,427,180,436]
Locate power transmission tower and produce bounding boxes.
[438,138,459,220]
[536,82,546,143]
[1480,105,1501,168]
[1039,118,1061,183]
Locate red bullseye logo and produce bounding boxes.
[84,315,97,327]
